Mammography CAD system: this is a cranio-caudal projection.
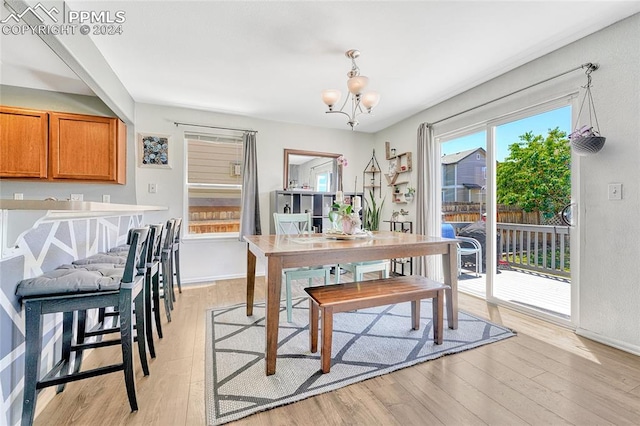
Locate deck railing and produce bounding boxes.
[448,222,571,277]
[498,223,570,277]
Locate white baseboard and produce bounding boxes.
[575,327,640,356]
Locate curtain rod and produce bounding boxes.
[174,121,257,133]
[425,62,598,127]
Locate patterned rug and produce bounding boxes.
[205,298,515,425]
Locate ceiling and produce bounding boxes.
[2,1,639,133]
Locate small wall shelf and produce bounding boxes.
[384,141,413,204]
[362,149,382,198]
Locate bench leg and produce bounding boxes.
[433,289,444,345]
[309,300,319,353]
[321,306,333,374]
[411,300,420,330]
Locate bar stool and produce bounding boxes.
[72,225,163,358]
[17,227,150,426]
[147,223,166,338]
[160,219,176,320]
[171,217,183,294]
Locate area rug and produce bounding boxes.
[205,298,515,425]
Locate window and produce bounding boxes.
[316,172,330,192]
[186,133,243,236]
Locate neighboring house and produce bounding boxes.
[441,148,486,202]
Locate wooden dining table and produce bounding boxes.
[244,231,458,375]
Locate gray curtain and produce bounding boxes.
[239,132,261,241]
[416,123,442,279]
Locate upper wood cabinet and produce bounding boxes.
[49,112,126,183]
[0,106,48,178]
[0,107,126,184]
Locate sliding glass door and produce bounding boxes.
[439,101,574,323]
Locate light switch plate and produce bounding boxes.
[148,183,157,193]
[13,193,23,200]
[70,193,84,201]
[608,183,622,200]
[102,194,111,203]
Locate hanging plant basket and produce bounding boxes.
[569,64,606,156]
[571,135,606,156]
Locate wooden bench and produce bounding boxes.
[305,275,450,373]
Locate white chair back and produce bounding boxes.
[273,212,313,235]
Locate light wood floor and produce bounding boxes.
[34,276,640,425]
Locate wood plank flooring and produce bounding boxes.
[33,276,640,425]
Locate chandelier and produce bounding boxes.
[321,49,380,129]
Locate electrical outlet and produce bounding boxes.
[70,193,84,201]
[13,193,23,200]
[148,183,157,194]
[608,183,622,200]
[102,194,111,203]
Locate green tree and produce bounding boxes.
[496,128,570,219]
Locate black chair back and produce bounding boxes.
[122,227,149,284]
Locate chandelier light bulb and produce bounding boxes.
[347,76,369,95]
[321,89,341,109]
[361,91,380,110]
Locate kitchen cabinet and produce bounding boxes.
[49,112,126,183]
[0,106,48,178]
[0,106,126,184]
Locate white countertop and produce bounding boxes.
[0,200,167,212]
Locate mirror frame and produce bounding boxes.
[283,149,342,192]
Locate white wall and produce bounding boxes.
[374,14,640,354]
[134,103,373,281]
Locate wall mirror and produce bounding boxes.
[283,149,341,192]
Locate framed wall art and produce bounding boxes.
[138,133,171,168]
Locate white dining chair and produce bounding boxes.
[335,260,390,283]
[273,212,332,322]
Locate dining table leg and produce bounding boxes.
[442,242,458,329]
[265,257,283,375]
[246,249,256,316]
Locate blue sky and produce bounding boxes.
[441,106,571,162]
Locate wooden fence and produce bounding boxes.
[442,202,540,224]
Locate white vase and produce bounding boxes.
[341,217,355,235]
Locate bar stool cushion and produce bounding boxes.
[58,263,124,271]
[73,253,127,265]
[16,269,121,298]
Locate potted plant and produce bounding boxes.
[404,186,416,203]
[568,124,606,156]
[363,190,385,231]
[569,64,606,156]
[329,200,361,235]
